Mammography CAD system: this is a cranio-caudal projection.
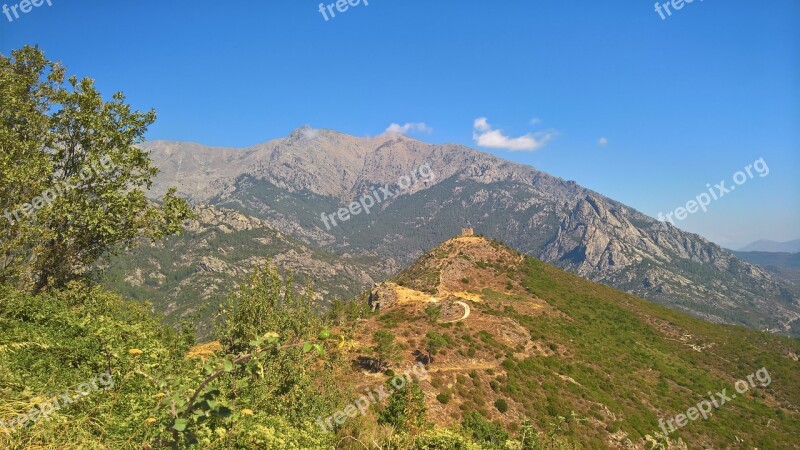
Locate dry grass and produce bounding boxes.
[185,341,223,360]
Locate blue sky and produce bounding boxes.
[1,0,798,249]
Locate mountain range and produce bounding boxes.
[739,239,800,253]
[120,127,800,337]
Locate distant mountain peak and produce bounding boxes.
[141,130,800,337]
[739,239,800,253]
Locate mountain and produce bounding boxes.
[739,239,800,253]
[734,251,800,287]
[102,205,382,337]
[340,234,800,448]
[139,127,800,336]
[9,234,800,449]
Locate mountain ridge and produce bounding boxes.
[740,239,800,253]
[137,127,800,336]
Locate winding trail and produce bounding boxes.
[443,301,471,323]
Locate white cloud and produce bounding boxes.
[472,117,556,151]
[598,137,608,146]
[301,126,319,139]
[530,117,542,125]
[384,122,433,136]
[474,117,491,132]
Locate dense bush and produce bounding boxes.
[461,411,509,448]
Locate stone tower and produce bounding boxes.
[461,227,474,237]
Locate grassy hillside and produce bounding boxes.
[338,236,800,448]
[1,236,798,449]
[102,206,381,338]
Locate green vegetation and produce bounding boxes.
[378,308,411,328]
[0,46,192,294]
[372,329,402,372]
[0,48,496,449]
[461,411,509,448]
[2,46,799,449]
[474,256,800,447]
[378,380,427,434]
[101,210,376,339]
[424,331,448,364]
[424,303,443,324]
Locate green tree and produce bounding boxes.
[424,331,448,364]
[378,379,427,434]
[424,303,442,324]
[216,265,321,354]
[0,46,192,292]
[371,329,401,372]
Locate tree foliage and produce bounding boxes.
[424,330,448,364]
[378,379,427,434]
[461,411,509,448]
[0,46,192,292]
[371,329,401,372]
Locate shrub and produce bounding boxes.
[413,429,482,449]
[461,411,509,447]
[437,392,451,404]
[378,380,427,433]
[494,398,509,413]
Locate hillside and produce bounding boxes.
[2,235,799,449]
[336,235,800,448]
[140,128,800,336]
[734,251,800,287]
[102,205,381,337]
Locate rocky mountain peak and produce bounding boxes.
[140,129,800,337]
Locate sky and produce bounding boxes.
[1,0,798,249]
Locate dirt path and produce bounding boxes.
[425,361,495,374]
[442,301,470,323]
